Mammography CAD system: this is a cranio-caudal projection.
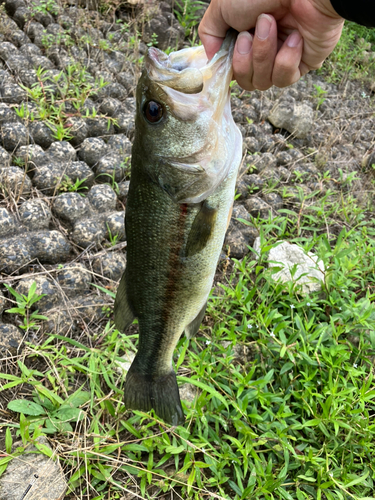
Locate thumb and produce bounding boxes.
[199,0,284,59]
[198,0,229,60]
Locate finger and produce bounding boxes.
[233,31,255,91]
[198,0,229,60]
[272,31,304,87]
[199,0,284,60]
[251,14,278,90]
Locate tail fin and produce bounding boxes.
[124,365,185,426]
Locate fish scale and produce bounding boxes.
[114,30,242,425]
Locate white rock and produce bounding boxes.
[115,351,136,374]
[179,383,197,404]
[268,99,314,139]
[253,237,324,293]
[0,437,67,500]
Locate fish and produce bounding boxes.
[114,30,242,426]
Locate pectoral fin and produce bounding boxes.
[114,273,135,332]
[185,201,217,258]
[184,301,207,339]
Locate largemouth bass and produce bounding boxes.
[114,31,242,425]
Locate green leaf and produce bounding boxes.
[344,470,369,488]
[52,407,84,422]
[5,307,26,314]
[280,362,294,375]
[5,428,12,454]
[65,389,90,408]
[34,442,53,458]
[178,376,229,410]
[8,400,45,416]
[165,445,184,454]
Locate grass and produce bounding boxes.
[320,21,375,84]
[1,5,375,500]
[1,185,375,499]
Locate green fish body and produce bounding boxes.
[115,32,242,425]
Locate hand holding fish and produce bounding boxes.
[198,0,344,91]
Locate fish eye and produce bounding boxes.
[143,100,164,124]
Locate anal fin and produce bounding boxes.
[184,301,207,339]
[124,361,184,425]
[185,200,217,258]
[114,273,135,332]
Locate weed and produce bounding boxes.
[58,175,88,194]
[4,282,48,331]
[312,84,328,111]
[31,0,58,17]
[174,0,206,38]
[106,223,119,247]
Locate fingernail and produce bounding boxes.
[236,31,253,55]
[256,14,272,40]
[287,31,302,48]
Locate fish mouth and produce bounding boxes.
[146,30,237,96]
[141,31,242,204]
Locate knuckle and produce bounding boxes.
[253,80,272,91]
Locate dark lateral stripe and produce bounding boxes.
[161,203,188,326]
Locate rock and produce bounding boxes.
[28,121,55,149]
[225,226,250,260]
[32,162,64,195]
[0,437,67,500]
[268,98,314,139]
[0,291,6,313]
[105,211,125,241]
[53,193,91,223]
[107,134,132,156]
[115,351,135,374]
[47,141,76,162]
[144,15,184,51]
[92,252,126,281]
[19,199,52,230]
[244,196,270,218]
[96,82,127,101]
[0,145,10,167]
[29,230,71,263]
[88,184,117,211]
[0,237,32,273]
[56,263,91,296]
[0,122,29,150]
[99,97,122,116]
[95,153,126,183]
[78,137,108,167]
[0,207,16,236]
[65,117,88,146]
[16,276,59,310]
[72,218,106,248]
[84,116,113,137]
[0,166,32,197]
[114,113,135,138]
[262,192,283,210]
[248,152,277,172]
[276,151,293,166]
[179,383,197,404]
[63,161,95,188]
[0,104,18,125]
[117,180,130,201]
[246,173,264,191]
[0,83,27,104]
[253,238,325,293]
[0,323,23,355]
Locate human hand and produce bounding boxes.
[198,0,345,90]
